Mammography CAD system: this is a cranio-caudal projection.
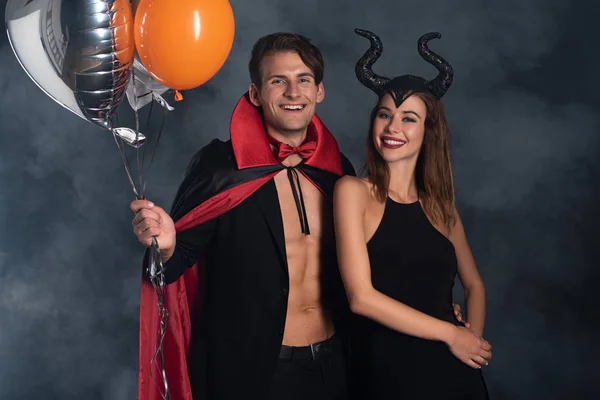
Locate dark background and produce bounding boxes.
[0,0,598,398]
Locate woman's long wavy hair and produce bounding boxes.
[363,91,457,229]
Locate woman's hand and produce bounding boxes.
[446,325,492,369]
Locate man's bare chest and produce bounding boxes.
[273,169,333,241]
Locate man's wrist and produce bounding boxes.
[160,248,175,263]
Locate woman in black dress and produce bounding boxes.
[333,29,492,399]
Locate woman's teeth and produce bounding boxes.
[383,139,405,145]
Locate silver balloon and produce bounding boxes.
[5,0,141,145]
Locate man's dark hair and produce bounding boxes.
[249,33,325,89]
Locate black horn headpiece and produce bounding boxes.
[354,28,453,107]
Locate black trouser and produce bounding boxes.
[269,335,348,400]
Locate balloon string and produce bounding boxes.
[126,66,171,400]
[132,68,144,199]
[148,251,170,400]
[113,132,141,199]
[145,107,167,178]
[109,109,136,196]
[141,99,155,171]
[147,236,170,400]
[138,98,165,194]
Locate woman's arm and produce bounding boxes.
[449,213,486,336]
[334,179,469,339]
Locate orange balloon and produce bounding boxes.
[134,0,235,90]
[111,0,135,66]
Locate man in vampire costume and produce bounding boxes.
[131,33,357,400]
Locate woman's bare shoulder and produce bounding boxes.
[336,175,371,189]
[335,175,372,197]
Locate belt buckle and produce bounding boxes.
[310,339,331,360]
[310,342,320,360]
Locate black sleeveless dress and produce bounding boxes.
[350,198,490,399]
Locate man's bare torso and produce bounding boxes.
[273,160,336,346]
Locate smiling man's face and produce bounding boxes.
[249,51,325,139]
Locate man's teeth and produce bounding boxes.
[282,105,304,110]
[383,139,406,145]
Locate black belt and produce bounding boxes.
[278,335,336,360]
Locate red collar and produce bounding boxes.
[229,93,342,175]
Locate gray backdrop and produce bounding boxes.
[0,0,598,399]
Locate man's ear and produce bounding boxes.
[316,82,325,104]
[248,83,262,107]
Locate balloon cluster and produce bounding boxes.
[5,2,235,399]
[5,0,235,141]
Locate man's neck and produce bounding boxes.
[266,126,308,147]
